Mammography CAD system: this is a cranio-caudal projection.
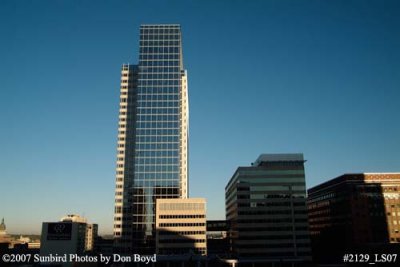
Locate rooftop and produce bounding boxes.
[253,153,304,166]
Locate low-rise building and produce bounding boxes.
[40,215,98,267]
[156,198,207,256]
[206,220,230,256]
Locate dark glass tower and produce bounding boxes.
[113,24,188,253]
[225,154,312,262]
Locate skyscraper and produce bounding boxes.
[113,24,188,254]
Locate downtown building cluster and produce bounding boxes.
[110,24,314,265]
[1,24,399,267]
[109,24,400,266]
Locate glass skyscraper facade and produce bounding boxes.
[114,24,188,253]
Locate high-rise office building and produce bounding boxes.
[114,24,188,253]
[225,154,312,264]
[308,173,400,262]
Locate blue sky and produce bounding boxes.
[0,0,399,234]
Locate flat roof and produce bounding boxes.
[254,153,304,166]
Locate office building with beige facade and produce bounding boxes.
[156,198,207,255]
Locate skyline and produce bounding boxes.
[1,0,399,235]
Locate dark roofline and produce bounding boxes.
[308,173,366,194]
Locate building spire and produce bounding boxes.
[0,217,5,232]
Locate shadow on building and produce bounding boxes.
[225,154,313,267]
[153,228,230,267]
[206,220,231,258]
[308,173,400,265]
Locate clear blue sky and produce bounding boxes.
[1,0,399,235]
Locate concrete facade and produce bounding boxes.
[156,198,207,255]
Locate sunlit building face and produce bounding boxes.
[113,24,188,253]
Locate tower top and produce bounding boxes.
[0,218,5,231]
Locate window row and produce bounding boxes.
[159,223,205,227]
[140,54,180,61]
[135,150,179,157]
[133,179,179,186]
[140,28,179,34]
[136,122,179,129]
[134,165,179,172]
[249,185,306,191]
[136,114,179,121]
[237,218,308,223]
[134,173,179,180]
[140,47,180,54]
[132,194,179,203]
[120,86,134,90]
[140,33,180,39]
[136,133,179,141]
[135,158,179,168]
[132,185,180,191]
[135,144,179,151]
[158,231,205,235]
[137,100,179,108]
[140,40,180,46]
[138,79,180,86]
[238,234,309,241]
[139,72,181,79]
[159,214,205,219]
[236,243,309,249]
[136,87,179,94]
[158,239,205,244]
[139,74,181,81]
[236,226,294,231]
[137,110,179,116]
[140,61,180,69]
